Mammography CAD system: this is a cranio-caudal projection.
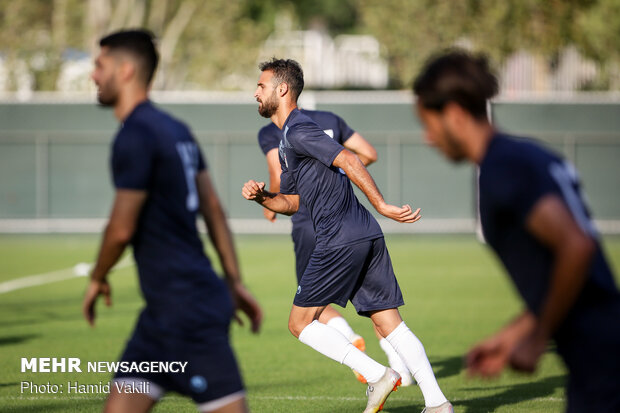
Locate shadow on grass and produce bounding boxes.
[387,374,566,413]
[0,334,40,346]
[430,355,464,379]
[0,304,83,327]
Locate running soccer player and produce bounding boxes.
[243,58,452,413]
[82,29,262,413]
[413,50,620,413]
[258,114,414,386]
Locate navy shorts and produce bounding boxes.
[293,237,404,316]
[291,220,316,283]
[556,300,620,413]
[115,318,244,405]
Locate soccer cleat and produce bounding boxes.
[363,368,401,413]
[352,369,367,384]
[421,401,454,413]
[350,334,368,383]
[351,334,366,352]
[393,367,414,387]
[386,356,413,387]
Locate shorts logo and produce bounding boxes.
[190,375,208,393]
[297,286,301,295]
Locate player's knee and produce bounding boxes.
[288,314,314,338]
[288,318,303,338]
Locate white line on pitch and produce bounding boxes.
[0,256,133,294]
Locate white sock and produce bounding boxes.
[299,320,386,383]
[379,338,412,384]
[326,316,356,341]
[386,322,447,407]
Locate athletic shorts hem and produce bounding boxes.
[197,390,246,412]
[355,301,404,316]
[293,299,348,308]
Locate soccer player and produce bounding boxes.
[243,58,452,413]
[258,114,415,386]
[413,50,620,413]
[82,29,262,413]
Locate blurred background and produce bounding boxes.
[0,0,619,234]
[2,0,620,94]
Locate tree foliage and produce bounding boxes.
[0,0,619,91]
[0,0,271,91]
[356,0,619,89]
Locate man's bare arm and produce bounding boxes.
[242,179,299,216]
[197,171,241,284]
[343,132,377,166]
[510,194,595,371]
[83,190,147,326]
[332,149,420,223]
[198,170,262,333]
[262,148,281,221]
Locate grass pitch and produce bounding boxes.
[1,234,619,413]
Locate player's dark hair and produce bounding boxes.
[258,58,304,102]
[413,49,498,120]
[100,29,159,86]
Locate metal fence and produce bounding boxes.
[0,93,618,233]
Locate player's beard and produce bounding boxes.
[258,90,279,118]
[440,120,466,162]
[96,77,119,107]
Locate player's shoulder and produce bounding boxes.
[287,109,322,131]
[128,101,188,131]
[485,133,559,170]
[481,133,563,196]
[258,122,281,154]
[284,112,323,145]
[125,101,193,146]
[301,109,339,123]
[258,122,280,141]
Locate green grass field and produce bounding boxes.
[1,234,619,413]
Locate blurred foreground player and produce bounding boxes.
[258,113,415,386]
[413,49,620,413]
[244,58,452,413]
[83,29,262,413]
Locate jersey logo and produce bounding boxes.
[190,375,208,393]
[323,129,334,138]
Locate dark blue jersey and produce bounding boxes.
[278,109,382,250]
[479,134,619,328]
[112,101,231,338]
[258,109,355,226]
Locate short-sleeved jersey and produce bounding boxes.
[479,134,619,331]
[278,108,382,250]
[257,109,355,226]
[112,101,231,339]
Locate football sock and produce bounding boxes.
[299,320,386,383]
[326,316,356,342]
[379,338,411,378]
[386,321,447,407]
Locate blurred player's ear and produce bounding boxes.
[118,59,137,84]
[444,102,469,129]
